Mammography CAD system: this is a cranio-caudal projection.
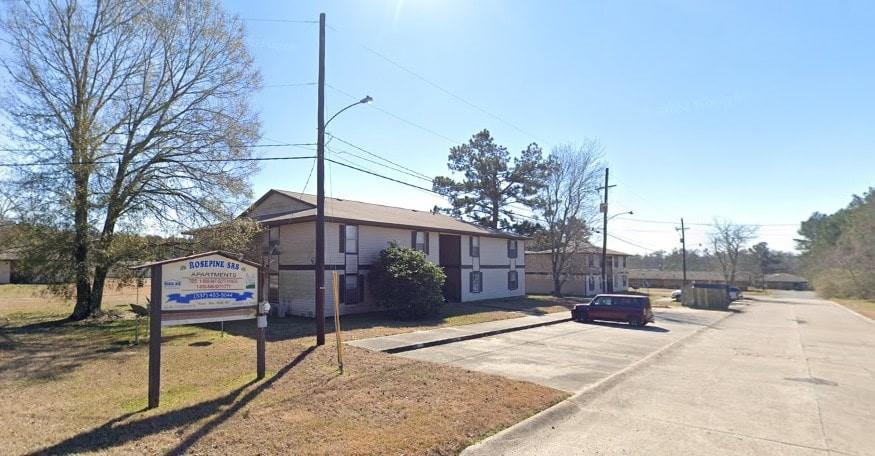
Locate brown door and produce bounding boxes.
[439,234,462,302]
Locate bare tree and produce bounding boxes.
[0,0,260,319]
[710,219,758,286]
[537,141,604,295]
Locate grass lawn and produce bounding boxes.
[631,288,681,308]
[831,298,875,320]
[0,284,569,455]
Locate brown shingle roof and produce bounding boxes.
[764,273,809,283]
[526,242,630,257]
[248,190,527,240]
[628,269,733,281]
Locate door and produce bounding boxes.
[439,234,462,302]
[589,295,612,320]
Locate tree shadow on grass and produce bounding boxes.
[27,345,316,456]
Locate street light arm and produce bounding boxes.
[325,96,372,128]
[607,210,633,222]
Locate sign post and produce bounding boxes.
[134,251,263,409]
[148,264,162,409]
[331,271,344,373]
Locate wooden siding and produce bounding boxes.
[249,192,312,218]
[460,235,525,302]
[525,251,626,296]
[268,220,525,317]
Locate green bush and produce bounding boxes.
[368,245,446,319]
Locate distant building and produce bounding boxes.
[525,244,631,296]
[628,269,753,290]
[763,273,810,290]
[0,250,19,284]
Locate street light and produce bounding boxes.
[607,210,633,221]
[325,96,373,128]
[600,210,633,294]
[314,88,373,346]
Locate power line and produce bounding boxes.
[299,158,317,195]
[614,216,797,227]
[242,18,319,24]
[326,145,432,183]
[325,157,438,195]
[604,232,658,252]
[0,155,316,168]
[326,84,461,144]
[327,27,545,144]
[325,134,433,181]
[325,155,551,228]
[262,82,317,88]
[0,142,315,154]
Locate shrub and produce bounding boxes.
[368,245,446,319]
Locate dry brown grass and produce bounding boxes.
[831,298,875,320]
[0,285,568,455]
[631,288,681,308]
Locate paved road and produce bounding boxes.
[464,293,875,455]
[398,306,729,392]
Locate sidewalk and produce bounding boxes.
[347,312,571,353]
[463,294,875,455]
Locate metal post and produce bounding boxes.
[680,217,688,289]
[148,264,162,409]
[257,259,267,380]
[601,168,609,293]
[314,12,326,346]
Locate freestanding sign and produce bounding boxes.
[133,251,268,409]
[159,254,259,326]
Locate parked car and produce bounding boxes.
[671,289,682,301]
[572,294,654,327]
[729,287,743,301]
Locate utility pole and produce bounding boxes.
[597,168,615,293]
[314,12,326,346]
[677,218,688,289]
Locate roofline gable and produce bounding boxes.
[240,189,316,218]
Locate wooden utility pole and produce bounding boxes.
[678,218,688,289]
[314,12,326,346]
[257,257,267,380]
[148,265,162,409]
[598,168,613,293]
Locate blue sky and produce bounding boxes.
[227,0,874,254]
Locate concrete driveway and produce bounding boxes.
[398,306,729,393]
[463,293,875,455]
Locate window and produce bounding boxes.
[592,296,612,306]
[588,275,595,291]
[612,256,618,268]
[412,231,429,253]
[340,225,358,253]
[621,274,627,288]
[507,240,518,258]
[339,274,365,304]
[588,255,595,267]
[470,236,480,257]
[508,270,518,290]
[469,271,483,293]
[622,257,627,268]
